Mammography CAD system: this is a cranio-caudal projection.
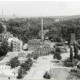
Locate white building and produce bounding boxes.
[8,37,23,52]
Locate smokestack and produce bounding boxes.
[2,9,4,21]
[41,18,44,42]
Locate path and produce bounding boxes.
[23,52,70,80]
[23,55,53,79]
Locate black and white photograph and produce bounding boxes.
[0,0,80,80]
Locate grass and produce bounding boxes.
[67,69,80,80]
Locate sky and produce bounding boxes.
[0,1,80,17]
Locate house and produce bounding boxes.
[8,37,23,52]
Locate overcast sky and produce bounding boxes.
[0,1,80,17]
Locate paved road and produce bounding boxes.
[23,55,53,79]
[23,52,70,80]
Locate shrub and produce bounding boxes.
[17,67,26,79]
[43,71,51,79]
[8,57,20,68]
[33,53,39,60]
[55,47,61,53]
[64,61,73,67]
[54,52,62,60]
[17,68,23,79]
[25,58,33,67]
[21,62,30,71]
[64,58,79,67]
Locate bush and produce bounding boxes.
[55,47,61,53]
[43,71,51,79]
[25,58,33,67]
[64,58,79,67]
[64,61,73,67]
[17,67,26,79]
[33,53,39,60]
[8,57,20,68]
[21,63,30,71]
[54,52,62,60]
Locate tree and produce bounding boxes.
[25,58,33,67]
[17,67,26,79]
[8,57,20,68]
[54,52,62,61]
[17,68,23,79]
[74,42,78,59]
[0,23,4,33]
[33,53,39,60]
[0,40,9,56]
[70,46,73,62]
[21,63,30,71]
[53,47,62,61]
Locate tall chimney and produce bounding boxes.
[2,9,3,21]
[41,18,44,42]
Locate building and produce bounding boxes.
[8,37,23,52]
[2,32,13,41]
[35,43,51,55]
[28,39,42,51]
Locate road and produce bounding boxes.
[23,52,70,80]
[23,55,53,79]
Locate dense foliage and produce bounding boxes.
[0,23,4,33]
[0,40,9,56]
[2,17,80,43]
[8,57,20,68]
[17,58,33,79]
[53,47,62,60]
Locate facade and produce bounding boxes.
[35,43,51,55]
[8,37,23,52]
[28,39,42,51]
